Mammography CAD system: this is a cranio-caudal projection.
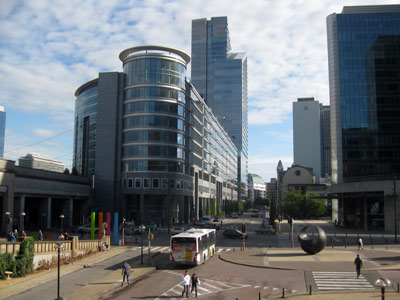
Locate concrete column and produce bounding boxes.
[363,197,368,230]
[19,195,25,231]
[140,193,144,224]
[69,198,73,227]
[47,197,52,229]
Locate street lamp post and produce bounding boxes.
[55,242,64,300]
[140,224,145,264]
[375,277,391,300]
[20,212,26,231]
[5,212,11,233]
[122,218,126,247]
[59,214,65,233]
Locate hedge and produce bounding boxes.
[0,237,34,279]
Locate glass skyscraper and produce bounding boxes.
[74,46,238,224]
[191,17,248,200]
[327,5,400,184]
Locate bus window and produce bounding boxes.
[172,237,196,252]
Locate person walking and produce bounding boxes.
[38,229,43,241]
[357,237,363,250]
[354,254,363,278]
[181,270,190,298]
[190,273,200,297]
[121,261,131,286]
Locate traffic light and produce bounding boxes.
[241,223,246,233]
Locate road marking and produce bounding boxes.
[263,249,269,266]
[312,272,375,291]
[155,277,250,299]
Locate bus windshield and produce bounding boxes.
[171,237,196,252]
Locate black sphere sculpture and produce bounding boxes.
[298,225,327,254]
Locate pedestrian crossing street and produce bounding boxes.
[312,271,375,291]
[154,270,298,299]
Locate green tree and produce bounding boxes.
[254,196,270,208]
[283,191,326,219]
[206,198,211,215]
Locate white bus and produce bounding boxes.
[170,229,216,265]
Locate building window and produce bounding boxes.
[143,178,150,188]
[161,178,168,189]
[128,178,133,188]
[176,179,182,189]
[295,170,301,176]
[135,178,141,188]
[152,178,159,189]
[169,179,175,189]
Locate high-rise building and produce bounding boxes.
[327,5,400,184]
[0,106,6,158]
[247,173,266,203]
[73,46,239,224]
[191,17,248,201]
[293,98,331,181]
[327,5,400,231]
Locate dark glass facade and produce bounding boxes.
[191,17,248,200]
[73,46,238,224]
[327,6,400,183]
[73,80,98,176]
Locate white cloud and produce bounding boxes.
[1,0,398,176]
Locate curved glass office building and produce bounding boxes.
[73,79,98,177]
[73,46,238,225]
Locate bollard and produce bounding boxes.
[282,288,285,298]
[259,292,261,300]
[309,285,312,295]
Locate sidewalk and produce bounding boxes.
[0,246,156,300]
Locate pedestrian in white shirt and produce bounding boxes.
[181,270,191,298]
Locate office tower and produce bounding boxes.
[247,173,266,203]
[293,98,331,181]
[327,5,400,231]
[321,105,331,179]
[191,17,248,201]
[327,5,400,184]
[73,46,238,223]
[0,106,5,158]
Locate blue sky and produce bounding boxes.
[0,0,396,181]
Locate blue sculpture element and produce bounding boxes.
[298,225,326,254]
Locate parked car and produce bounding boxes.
[77,225,99,234]
[255,225,276,235]
[223,229,247,239]
[172,226,187,234]
[203,221,220,230]
[213,216,221,222]
[231,213,238,218]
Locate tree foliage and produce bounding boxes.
[283,191,326,219]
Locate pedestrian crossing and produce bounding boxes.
[312,271,375,291]
[155,270,299,299]
[155,271,250,299]
[131,246,236,253]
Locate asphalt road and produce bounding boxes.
[106,250,305,300]
[10,248,140,300]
